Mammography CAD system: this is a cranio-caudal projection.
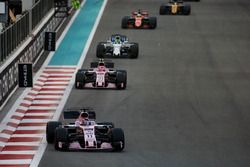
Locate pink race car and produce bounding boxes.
[46,108,125,152]
[75,59,127,89]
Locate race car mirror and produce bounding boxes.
[18,63,33,87]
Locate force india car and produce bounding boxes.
[160,0,191,15]
[97,34,139,58]
[122,10,157,29]
[75,59,127,89]
[46,108,125,152]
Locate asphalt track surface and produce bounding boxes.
[39,0,250,166]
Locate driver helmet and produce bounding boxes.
[115,36,121,44]
[80,112,89,119]
[98,61,105,71]
[80,112,89,125]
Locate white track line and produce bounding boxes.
[5,142,40,146]
[0,159,32,164]
[46,65,76,68]
[0,151,37,154]
[4,126,16,132]
[46,78,70,81]
[12,112,24,117]
[44,82,69,85]
[40,86,67,89]
[12,134,44,138]
[35,95,62,98]
[37,91,65,94]
[17,127,46,131]
[21,119,50,123]
[31,100,59,104]
[25,113,54,116]
[28,106,58,110]
[0,133,11,138]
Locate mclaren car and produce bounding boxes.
[122,10,157,29]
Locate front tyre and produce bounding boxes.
[183,5,191,15]
[54,127,69,151]
[110,128,125,152]
[159,5,167,15]
[122,16,129,29]
[129,43,139,58]
[96,42,106,58]
[46,121,62,144]
[75,69,87,89]
[149,17,157,29]
[116,70,127,90]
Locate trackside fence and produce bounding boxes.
[0,0,54,63]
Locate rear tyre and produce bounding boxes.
[54,127,69,151]
[183,5,191,15]
[149,17,157,29]
[96,42,106,58]
[121,16,129,29]
[75,69,87,89]
[116,70,127,90]
[46,121,62,144]
[129,43,139,58]
[110,128,125,152]
[159,5,167,15]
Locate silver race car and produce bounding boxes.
[75,59,127,89]
[97,34,139,58]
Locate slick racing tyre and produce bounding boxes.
[96,42,106,58]
[121,16,129,29]
[54,127,69,151]
[75,69,87,89]
[159,5,167,15]
[46,121,62,144]
[116,70,127,89]
[183,5,191,15]
[110,128,125,152]
[129,43,139,58]
[149,17,157,29]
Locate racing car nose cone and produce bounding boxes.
[113,46,120,56]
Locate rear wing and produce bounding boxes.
[90,60,114,68]
[63,107,96,120]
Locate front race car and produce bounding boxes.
[46,108,125,152]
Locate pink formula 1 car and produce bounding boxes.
[46,108,125,152]
[75,59,127,89]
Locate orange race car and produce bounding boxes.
[160,0,191,15]
[121,10,157,29]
